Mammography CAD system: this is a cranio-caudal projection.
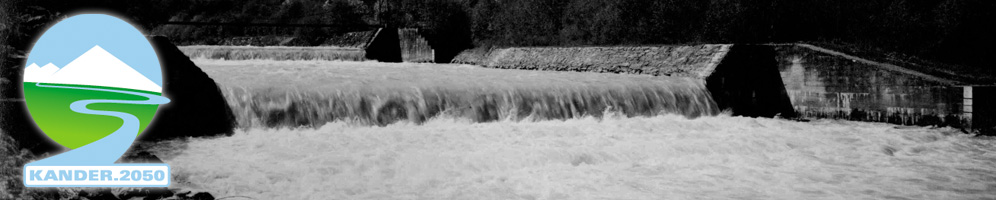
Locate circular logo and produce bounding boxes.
[23,14,165,150]
[21,14,172,188]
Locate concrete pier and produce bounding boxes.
[962,86,996,132]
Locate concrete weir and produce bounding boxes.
[453,45,795,118]
[455,44,995,133]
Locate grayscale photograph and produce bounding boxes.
[1,0,995,199]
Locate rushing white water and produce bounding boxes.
[153,115,996,200]
[194,59,720,128]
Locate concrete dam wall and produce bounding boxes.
[454,45,729,77]
[455,44,995,132]
[452,45,793,118]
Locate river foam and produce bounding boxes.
[154,115,996,199]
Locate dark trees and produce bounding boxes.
[463,0,994,68]
[5,0,991,68]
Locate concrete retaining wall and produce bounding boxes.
[774,45,965,126]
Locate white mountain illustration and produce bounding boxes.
[27,45,162,93]
[23,63,59,82]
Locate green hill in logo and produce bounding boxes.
[23,83,160,149]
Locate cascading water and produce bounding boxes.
[199,60,721,128]
[221,81,719,128]
[146,59,996,200]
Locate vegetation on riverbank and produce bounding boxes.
[3,0,994,68]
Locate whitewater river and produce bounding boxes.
[153,115,996,200]
[154,59,996,199]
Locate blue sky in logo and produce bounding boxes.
[25,14,162,86]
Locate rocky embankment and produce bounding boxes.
[453,45,730,77]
